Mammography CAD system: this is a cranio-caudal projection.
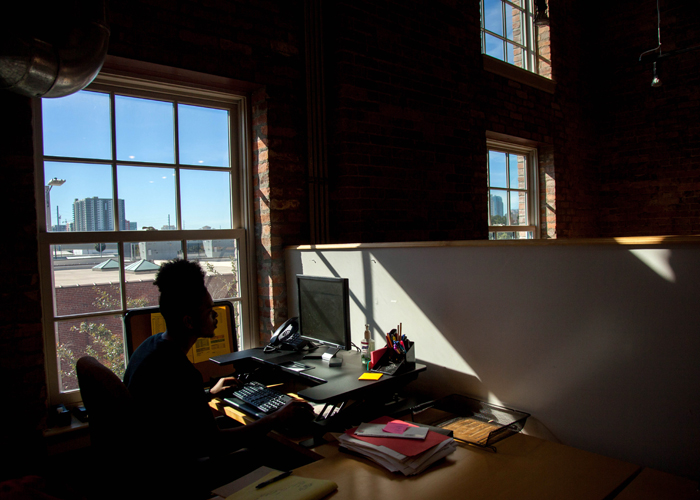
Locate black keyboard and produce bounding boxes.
[230,381,292,414]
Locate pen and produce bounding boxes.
[255,471,292,489]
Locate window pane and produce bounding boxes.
[179,104,230,168]
[484,0,503,35]
[124,243,161,309]
[117,165,177,230]
[44,162,114,232]
[508,42,528,69]
[42,91,112,160]
[56,315,125,392]
[484,34,505,61]
[491,231,532,240]
[116,96,175,164]
[188,239,241,300]
[505,4,523,42]
[509,154,527,189]
[180,170,232,229]
[53,244,122,316]
[489,189,508,225]
[509,191,527,225]
[488,151,507,188]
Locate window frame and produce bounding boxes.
[487,139,540,239]
[480,0,551,79]
[34,69,257,405]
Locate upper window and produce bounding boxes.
[37,74,251,404]
[487,140,539,239]
[481,0,551,79]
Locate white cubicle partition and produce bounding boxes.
[285,237,700,480]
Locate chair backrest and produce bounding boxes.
[76,356,134,452]
[77,357,167,499]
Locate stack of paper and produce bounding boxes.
[212,467,338,500]
[337,416,457,476]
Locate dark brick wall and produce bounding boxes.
[597,1,700,236]
[321,0,606,241]
[546,1,602,237]
[0,92,47,478]
[324,0,488,242]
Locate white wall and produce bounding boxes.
[285,239,700,479]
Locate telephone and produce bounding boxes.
[268,317,308,351]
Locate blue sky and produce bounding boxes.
[483,0,520,62]
[42,90,233,230]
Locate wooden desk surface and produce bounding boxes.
[614,468,700,500]
[296,433,640,500]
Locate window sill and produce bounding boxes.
[44,413,90,456]
[482,55,556,94]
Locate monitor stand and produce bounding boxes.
[304,344,340,359]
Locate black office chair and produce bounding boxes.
[76,357,248,499]
[76,356,134,450]
[76,356,152,499]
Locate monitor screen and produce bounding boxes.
[297,275,351,350]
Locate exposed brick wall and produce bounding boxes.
[320,0,603,242]
[541,1,601,237]
[324,0,488,242]
[597,1,700,236]
[0,92,46,476]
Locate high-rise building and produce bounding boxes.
[490,194,504,217]
[72,197,126,231]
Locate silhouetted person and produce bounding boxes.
[124,259,314,498]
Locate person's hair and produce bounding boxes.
[153,259,208,328]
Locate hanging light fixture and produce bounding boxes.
[651,62,662,87]
[639,0,662,88]
[534,0,550,27]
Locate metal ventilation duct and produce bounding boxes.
[0,1,109,98]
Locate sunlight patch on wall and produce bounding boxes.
[629,249,676,283]
[357,252,478,378]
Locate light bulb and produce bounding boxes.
[651,62,662,87]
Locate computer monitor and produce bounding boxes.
[297,275,352,351]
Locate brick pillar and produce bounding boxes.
[539,144,557,238]
[252,88,280,344]
[0,92,48,475]
[251,86,307,343]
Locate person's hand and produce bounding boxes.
[270,398,315,429]
[210,376,241,396]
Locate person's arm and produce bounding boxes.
[208,376,240,400]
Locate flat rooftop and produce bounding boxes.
[52,258,233,287]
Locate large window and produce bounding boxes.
[37,73,253,404]
[481,0,551,78]
[487,140,539,239]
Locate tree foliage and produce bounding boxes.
[57,288,148,387]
